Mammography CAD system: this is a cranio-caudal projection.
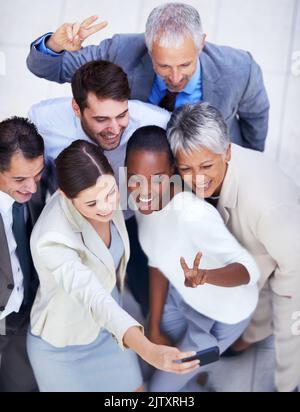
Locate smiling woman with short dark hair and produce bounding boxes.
[125,125,260,392]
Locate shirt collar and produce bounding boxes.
[218,145,239,210]
[156,59,201,95]
[0,191,15,215]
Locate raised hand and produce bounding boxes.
[180,252,207,288]
[46,15,108,53]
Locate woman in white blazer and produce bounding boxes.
[167,102,300,392]
[26,140,199,392]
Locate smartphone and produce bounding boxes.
[181,346,220,366]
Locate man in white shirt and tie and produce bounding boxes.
[0,117,46,392]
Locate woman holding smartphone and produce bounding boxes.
[26,140,198,392]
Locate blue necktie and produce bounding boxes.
[12,202,33,305]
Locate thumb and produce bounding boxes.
[180,257,189,274]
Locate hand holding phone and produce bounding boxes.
[181,346,220,366]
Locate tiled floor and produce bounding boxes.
[123,286,278,392]
[182,337,276,392]
[0,288,292,392]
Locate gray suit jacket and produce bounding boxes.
[27,33,269,151]
[0,178,47,313]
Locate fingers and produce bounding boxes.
[180,257,190,273]
[86,21,108,37]
[81,15,99,27]
[180,253,202,273]
[181,254,206,288]
[72,22,81,43]
[66,25,73,42]
[196,269,207,286]
[175,350,196,360]
[199,273,207,285]
[80,15,108,39]
[65,16,108,45]
[63,22,80,44]
[193,252,202,271]
[170,351,200,374]
[184,278,197,288]
[72,22,81,38]
[184,270,206,288]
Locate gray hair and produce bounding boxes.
[167,103,230,156]
[145,3,204,52]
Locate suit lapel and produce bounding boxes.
[130,52,155,102]
[217,154,238,225]
[27,176,47,227]
[130,45,226,106]
[80,220,116,276]
[60,195,117,277]
[0,214,14,284]
[217,203,230,225]
[200,50,223,108]
[112,208,130,265]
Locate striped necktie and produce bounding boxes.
[159,90,178,112]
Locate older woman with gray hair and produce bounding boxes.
[167,102,300,392]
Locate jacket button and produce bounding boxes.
[0,306,5,312]
[7,284,14,290]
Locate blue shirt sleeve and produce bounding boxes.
[34,33,63,56]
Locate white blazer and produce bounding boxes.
[217,144,300,392]
[30,191,140,348]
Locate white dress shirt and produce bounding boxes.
[29,98,170,219]
[0,191,24,319]
[136,191,260,324]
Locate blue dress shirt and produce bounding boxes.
[34,33,62,56]
[35,34,203,109]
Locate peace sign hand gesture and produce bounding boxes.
[180,252,207,288]
[46,15,108,53]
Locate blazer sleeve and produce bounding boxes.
[183,201,260,286]
[256,203,300,298]
[26,34,117,83]
[34,232,142,349]
[237,53,270,152]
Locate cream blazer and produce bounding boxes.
[30,191,140,349]
[217,144,300,392]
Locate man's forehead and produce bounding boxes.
[85,93,128,116]
[5,153,44,176]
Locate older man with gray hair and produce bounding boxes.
[27,2,269,152]
[166,102,300,392]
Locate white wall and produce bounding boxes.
[0,0,299,185]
